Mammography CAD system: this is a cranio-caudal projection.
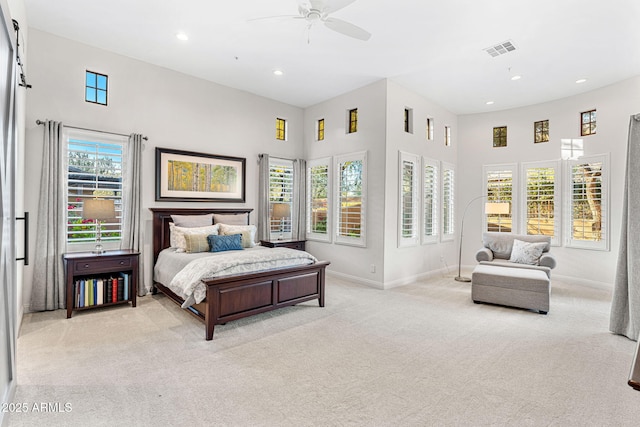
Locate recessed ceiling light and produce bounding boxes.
[576,78,587,84]
[176,32,189,41]
[486,101,495,105]
[273,69,284,76]
[511,75,522,81]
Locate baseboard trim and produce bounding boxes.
[552,274,612,290]
[327,267,454,290]
[326,270,384,289]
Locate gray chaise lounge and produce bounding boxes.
[472,233,556,314]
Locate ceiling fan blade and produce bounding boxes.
[324,0,359,14]
[247,14,299,22]
[323,17,371,41]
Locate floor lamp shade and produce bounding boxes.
[82,199,116,254]
[485,202,510,215]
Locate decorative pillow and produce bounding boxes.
[509,239,548,265]
[207,234,243,252]
[169,223,219,252]
[212,213,249,226]
[170,214,213,227]
[183,233,211,253]
[218,224,257,248]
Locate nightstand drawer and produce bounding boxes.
[286,242,305,251]
[74,257,133,273]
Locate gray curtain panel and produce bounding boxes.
[257,153,270,241]
[121,134,146,295]
[610,113,640,341]
[30,121,66,311]
[292,159,307,240]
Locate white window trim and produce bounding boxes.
[564,153,610,251]
[398,151,420,248]
[65,128,126,252]
[482,163,518,234]
[521,160,561,246]
[306,157,332,243]
[422,156,439,245]
[335,151,367,247]
[441,161,455,241]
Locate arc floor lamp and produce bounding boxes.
[455,196,510,282]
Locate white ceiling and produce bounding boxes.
[22,0,640,114]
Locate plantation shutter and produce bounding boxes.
[269,158,294,239]
[442,164,455,239]
[524,162,560,245]
[485,167,514,233]
[423,158,438,244]
[335,151,367,246]
[306,158,331,242]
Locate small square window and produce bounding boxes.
[444,126,451,146]
[404,108,413,133]
[348,108,358,134]
[85,70,108,106]
[276,118,287,141]
[580,109,596,136]
[317,119,325,141]
[534,120,549,143]
[493,126,507,147]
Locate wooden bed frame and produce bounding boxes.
[150,207,329,340]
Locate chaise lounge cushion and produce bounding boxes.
[475,232,556,271]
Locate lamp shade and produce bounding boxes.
[485,202,510,215]
[272,203,291,219]
[82,198,116,220]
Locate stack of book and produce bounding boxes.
[74,272,130,308]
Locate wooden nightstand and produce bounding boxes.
[64,250,139,318]
[260,239,306,251]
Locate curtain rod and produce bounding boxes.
[35,119,148,141]
[258,153,296,162]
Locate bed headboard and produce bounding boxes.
[149,207,253,263]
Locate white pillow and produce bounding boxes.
[218,224,257,248]
[169,223,219,252]
[509,239,547,265]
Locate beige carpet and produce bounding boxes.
[7,273,640,426]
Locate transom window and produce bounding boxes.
[404,108,413,134]
[85,70,108,105]
[317,118,325,141]
[276,118,287,141]
[534,120,549,143]
[493,126,507,147]
[444,126,451,146]
[426,118,434,141]
[348,108,358,134]
[580,109,596,136]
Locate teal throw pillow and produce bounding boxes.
[207,234,243,252]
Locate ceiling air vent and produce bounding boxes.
[484,40,516,57]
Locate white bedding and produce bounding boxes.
[153,247,318,308]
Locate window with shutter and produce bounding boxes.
[269,158,294,240]
[523,161,560,245]
[335,151,366,246]
[442,162,455,241]
[422,158,439,244]
[483,165,516,233]
[306,157,332,242]
[398,152,419,247]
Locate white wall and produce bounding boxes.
[383,81,458,286]
[22,29,304,311]
[303,80,387,287]
[457,76,640,287]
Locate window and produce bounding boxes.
[422,157,439,244]
[522,161,560,245]
[534,120,549,143]
[275,118,287,141]
[441,162,455,241]
[444,126,451,146]
[335,151,366,246]
[348,108,358,134]
[269,158,293,240]
[404,108,413,133]
[66,129,125,247]
[561,138,584,160]
[493,126,507,147]
[566,154,609,250]
[398,152,419,247]
[426,118,434,141]
[306,157,332,242]
[580,109,596,136]
[483,165,516,233]
[85,70,107,105]
[317,118,325,141]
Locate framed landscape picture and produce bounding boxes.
[155,147,246,202]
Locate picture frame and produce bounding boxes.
[155,147,246,202]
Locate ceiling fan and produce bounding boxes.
[252,0,371,42]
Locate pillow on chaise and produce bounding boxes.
[509,239,548,265]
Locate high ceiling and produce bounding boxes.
[23,0,640,114]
